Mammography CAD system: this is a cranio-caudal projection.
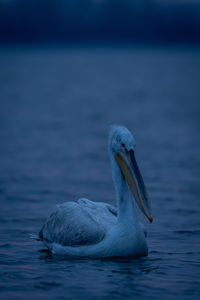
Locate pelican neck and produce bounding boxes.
[110,154,137,224]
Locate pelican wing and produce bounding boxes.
[39,199,117,246]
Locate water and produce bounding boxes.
[0,46,200,299]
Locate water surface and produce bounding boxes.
[0,46,200,299]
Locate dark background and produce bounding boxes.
[0,0,200,44]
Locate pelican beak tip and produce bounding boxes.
[148,216,153,223]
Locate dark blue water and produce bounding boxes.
[0,46,200,299]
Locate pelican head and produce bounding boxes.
[109,125,153,223]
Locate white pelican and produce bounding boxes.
[36,125,153,257]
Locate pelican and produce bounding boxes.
[35,125,153,257]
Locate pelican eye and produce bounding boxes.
[121,143,125,148]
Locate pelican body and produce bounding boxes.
[37,126,153,257]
